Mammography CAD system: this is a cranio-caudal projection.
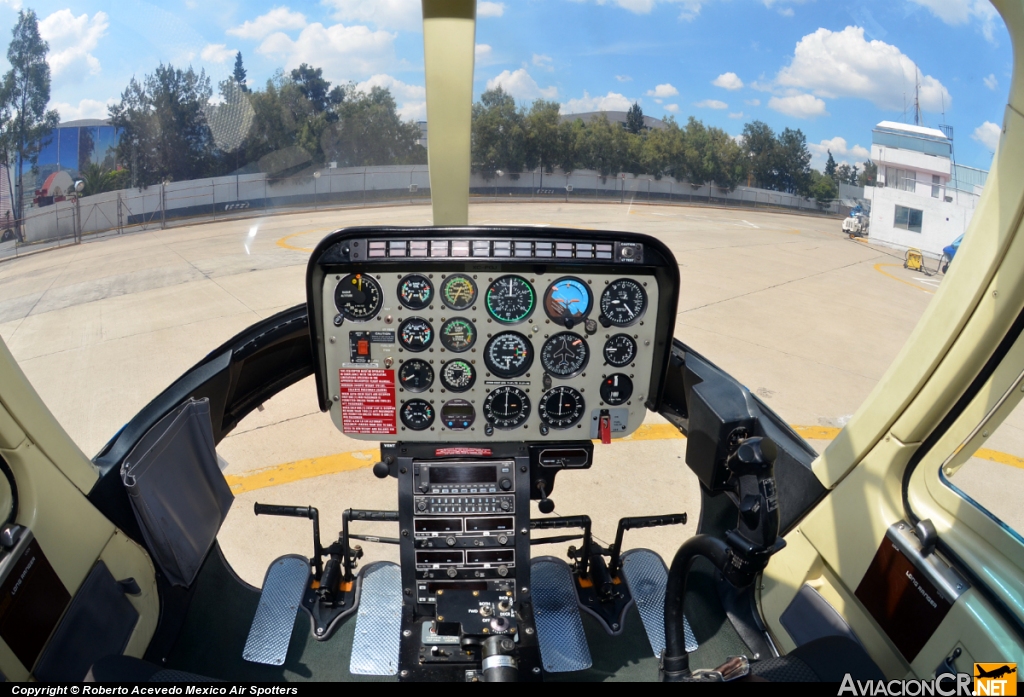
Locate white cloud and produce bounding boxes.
[533,54,554,71]
[774,26,951,112]
[908,0,1000,42]
[807,136,870,170]
[778,7,794,16]
[476,44,492,60]
[51,97,115,122]
[572,0,705,21]
[695,99,728,109]
[201,44,237,63]
[712,72,743,90]
[984,73,998,91]
[356,74,426,121]
[478,2,506,17]
[972,121,1001,152]
[562,91,633,114]
[646,83,679,98]
[323,0,421,31]
[229,7,307,39]
[258,23,397,82]
[0,0,22,9]
[486,69,558,100]
[745,98,761,106]
[768,93,827,118]
[665,104,679,113]
[39,10,108,81]
[728,111,745,119]
[615,75,632,82]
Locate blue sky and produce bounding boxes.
[0,0,1011,171]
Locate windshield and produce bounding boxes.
[0,1,1015,579]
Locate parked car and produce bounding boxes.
[942,234,964,273]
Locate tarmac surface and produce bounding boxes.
[1,200,1020,585]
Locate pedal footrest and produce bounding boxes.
[620,549,697,657]
[531,557,593,673]
[243,555,311,666]
[349,562,402,676]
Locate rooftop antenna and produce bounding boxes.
[914,67,922,127]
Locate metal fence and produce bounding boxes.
[0,165,843,262]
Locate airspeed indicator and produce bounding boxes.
[486,275,535,324]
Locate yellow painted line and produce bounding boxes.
[975,448,1024,471]
[276,228,331,253]
[225,448,380,495]
[225,424,1024,495]
[874,263,935,295]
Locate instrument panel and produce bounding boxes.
[307,228,680,443]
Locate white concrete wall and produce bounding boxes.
[865,185,976,257]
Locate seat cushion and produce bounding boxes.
[85,655,219,682]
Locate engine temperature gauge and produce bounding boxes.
[397,274,432,310]
[440,359,476,392]
[399,317,433,352]
[400,399,435,431]
[484,387,531,430]
[441,274,477,311]
[398,359,434,392]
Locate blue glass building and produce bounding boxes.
[22,119,121,204]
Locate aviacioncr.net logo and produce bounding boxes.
[838,673,973,696]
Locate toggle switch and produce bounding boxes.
[599,410,612,444]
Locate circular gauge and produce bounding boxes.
[600,374,633,406]
[440,359,476,392]
[398,359,434,392]
[604,334,638,367]
[439,318,476,352]
[544,277,592,323]
[484,387,531,430]
[441,399,475,431]
[400,399,435,431]
[486,275,535,324]
[540,332,590,378]
[397,274,433,310]
[334,273,383,322]
[600,279,648,327]
[441,274,478,311]
[538,387,586,430]
[398,317,433,352]
[484,332,534,379]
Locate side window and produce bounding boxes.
[895,205,924,233]
[942,397,1024,539]
[931,174,941,199]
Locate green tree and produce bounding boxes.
[233,52,248,92]
[625,102,644,135]
[321,85,425,167]
[525,99,561,186]
[808,169,838,208]
[0,10,60,223]
[742,121,778,190]
[79,162,130,196]
[824,150,837,181]
[290,64,342,116]
[858,160,878,187]
[109,64,215,185]
[556,118,586,173]
[471,87,528,179]
[776,128,811,195]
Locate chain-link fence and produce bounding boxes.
[1,165,846,262]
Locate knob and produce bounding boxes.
[447,567,458,578]
[497,535,508,546]
[497,565,509,578]
[500,499,511,512]
[416,500,427,512]
[372,461,390,479]
[446,536,457,547]
[538,498,555,514]
[499,478,512,491]
[418,483,430,494]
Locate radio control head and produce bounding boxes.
[499,478,512,491]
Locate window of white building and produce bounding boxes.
[932,174,941,198]
[894,205,923,233]
[885,167,917,193]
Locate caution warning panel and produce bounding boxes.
[339,369,397,435]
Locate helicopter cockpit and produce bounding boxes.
[1,0,1023,687]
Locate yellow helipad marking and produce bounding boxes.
[874,263,936,295]
[224,423,1024,495]
[276,228,331,253]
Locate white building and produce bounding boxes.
[864,121,986,257]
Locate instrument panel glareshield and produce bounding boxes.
[306,228,680,443]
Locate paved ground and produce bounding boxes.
[0,200,1019,584]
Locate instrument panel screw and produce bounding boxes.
[956,583,964,591]
[329,336,336,344]
[525,627,534,635]
[403,629,412,637]
[316,627,324,635]
[533,667,541,674]
[400,670,409,678]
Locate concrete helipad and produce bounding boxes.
[1,201,1020,584]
